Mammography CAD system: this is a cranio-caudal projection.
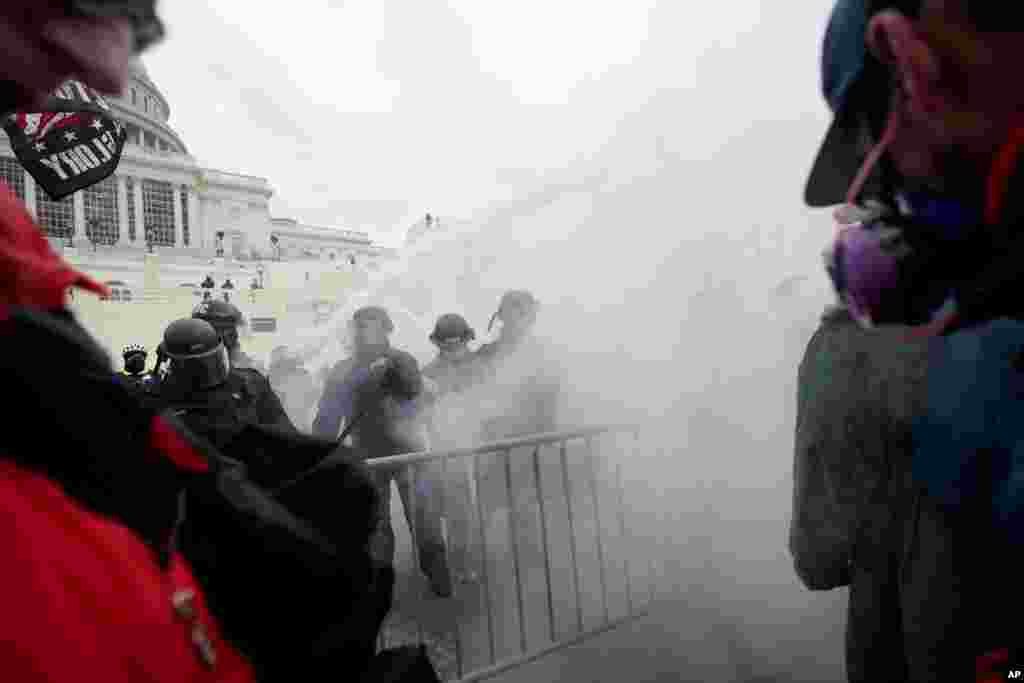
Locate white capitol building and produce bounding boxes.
[0,59,402,362]
[0,59,397,295]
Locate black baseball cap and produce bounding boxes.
[804,1,922,207]
[804,0,876,207]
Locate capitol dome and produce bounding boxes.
[111,58,189,156]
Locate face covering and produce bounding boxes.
[826,192,985,327]
[823,105,989,332]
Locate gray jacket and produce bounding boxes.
[790,306,980,682]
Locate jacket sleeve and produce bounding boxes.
[790,321,867,591]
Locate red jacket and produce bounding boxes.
[0,183,255,682]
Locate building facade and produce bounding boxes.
[0,59,386,292]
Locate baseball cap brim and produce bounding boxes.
[804,103,865,208]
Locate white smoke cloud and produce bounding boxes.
[145,0,853,677]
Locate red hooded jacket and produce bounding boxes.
[0,183,255,682]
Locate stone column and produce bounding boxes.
[23,170,37,220]
[72,190,85,244]
[133,178,144,243]
[172,184,184,248]
[188,188,201,250]
[116,176,130,246]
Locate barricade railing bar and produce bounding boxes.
[365,424,665,681]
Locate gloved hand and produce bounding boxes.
[370,353,422,401]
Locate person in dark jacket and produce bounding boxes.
[792,303,939,681]
[0,4,259,680]
[800,1,1024,678]
[155,318,296,452]
[0,6,427,681]
[314,305,452,598]
[147,320,397,680]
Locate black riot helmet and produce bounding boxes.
[192,299,245,351]
[429,313,475,345]
[162,318,230,391]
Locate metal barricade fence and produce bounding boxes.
[365,425,669,681]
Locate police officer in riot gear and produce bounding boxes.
[155,317,400,677]
[118,343,158,394]
[159,317,294,451]
[191,299,264,373]
[423,313,481,396]
[422,313,483,586]
[121,343,148,377]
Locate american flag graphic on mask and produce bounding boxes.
[3,80,126,201]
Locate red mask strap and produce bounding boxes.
[844,104,902,208]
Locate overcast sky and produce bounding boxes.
[144,1,831,246]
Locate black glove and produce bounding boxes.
[371,352,421,401]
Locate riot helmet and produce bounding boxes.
[161,318,231,391]
[430,313,474,344]
[192,299,245,351]
[122,344,147,376]
[430,313,475,359]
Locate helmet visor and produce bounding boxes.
[166,343,230,390]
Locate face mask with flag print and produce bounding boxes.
[3,79,126,201]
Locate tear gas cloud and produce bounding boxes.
[151,1,853,679]
[283,63,847,683]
